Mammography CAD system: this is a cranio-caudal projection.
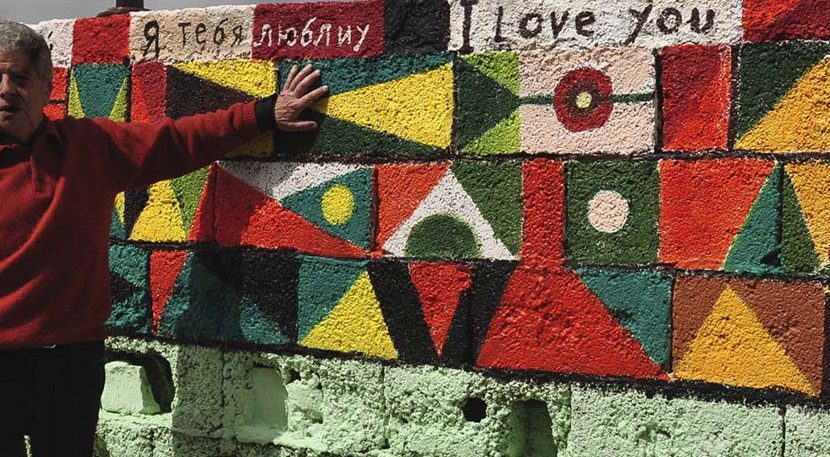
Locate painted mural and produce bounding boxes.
[29,0,830,455]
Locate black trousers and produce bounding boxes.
[0,341,105,457]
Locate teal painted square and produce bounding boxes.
[107,243,151,335]
[565,161,659,265]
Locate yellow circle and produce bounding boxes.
[321,184,355,226]
[575,91,593,109]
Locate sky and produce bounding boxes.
[1,0,326,24]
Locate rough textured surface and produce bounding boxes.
[566,385,784,457]
[25,1,830,455]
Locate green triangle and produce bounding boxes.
[280,53,452,96]
[110,210,126,239]
[171,166,210,231]
[723,165,784,274]
[451,161,523,254]
[576,268,672,368]
[464,51,520,95]
[297,256,366,342]
[280,168,371,248]
[462,109,521,156]
[455,58,522,150]
[223,295,290,345]
[158,253,231,341]
[279,111,443,157]
[782,171,820,272]
[72,64,130,119]
[737,42,830,139]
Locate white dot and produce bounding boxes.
[587,190,629,234]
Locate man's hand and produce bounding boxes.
[275,64,328,132]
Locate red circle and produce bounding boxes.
[553,68,613,132]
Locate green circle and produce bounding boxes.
[405,213,481,259]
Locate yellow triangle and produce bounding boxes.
[109,78,129,122]
[129,180,187,242]
[737,56,830,152]
[785,163,830,264]
[314,64,453,148]
[173,60,276,98]
[114,191,125,224]
[674,286,815,395]
[68,72,84,118]
[300,272,398,360]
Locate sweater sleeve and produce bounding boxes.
[93,100,265,192]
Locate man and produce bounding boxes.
[0,20,327,456]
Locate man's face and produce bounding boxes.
[0,50,50,144]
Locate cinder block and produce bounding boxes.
[565,385,784,457]
[375,161,522,261]
[383,364,569,457]
[784,405,830,457]
[31,19,74,68]
[448,0,742,52]
[223,350,386,455]
[105,337,224,437]
[130,6,254,63]
[102,361,161,415]
[96,412,158,457]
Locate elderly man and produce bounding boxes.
[0,20,326,456]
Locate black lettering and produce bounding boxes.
[688,8,716,34]
[519,13,543,38]
[178,22,192,47]
[575,11,595,37]
[625,5,652,45]
[143,20,160,59]
[232,25,244,46]
[494,6,505,42]
[549,11,569,39]
[460,0,478,53]
[657,8,682,34]
[195,23,207,44]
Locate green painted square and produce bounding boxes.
[565,161,659,265]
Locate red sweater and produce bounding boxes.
[0,102,262,348]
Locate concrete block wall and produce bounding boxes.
[27,0,830,455]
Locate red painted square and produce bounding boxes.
[72,15,130,64]
[252,0,384,60]
[43,103,66,121]
[744,0,830,41]
[131,61,167,124]
[49,67,68,101]
[521,159,564,268]
[661,44,731,152]
[659,158,775,269]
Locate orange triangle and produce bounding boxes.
[213,167,368,258]
[376,163,450,249]
[149,250,189,335]
[409,262,473,355]
[477,267,667,380]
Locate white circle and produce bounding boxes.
[587,190,629,234]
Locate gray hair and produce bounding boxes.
[0,21,53,86]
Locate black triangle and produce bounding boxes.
[110,270,142,305]
[166,66,254,119]
[123,186,149,236]
[455,58,522,149]
[368,259,438,364]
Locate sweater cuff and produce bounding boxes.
[255,95,278,132]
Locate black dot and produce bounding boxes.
[462,397,487,422]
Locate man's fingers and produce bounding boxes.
[290,65,314,91]
[294,69,321,95]
[282,120,318,131]
[284,65,299,92]
[298,85,329,107]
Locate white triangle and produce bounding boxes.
[218,161,363,201]
[383,170,514,259]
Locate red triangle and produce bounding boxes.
[376,162,450,250]
[188,164,217,242]
[149,250,189,335]
[409,262,473,355]
[477,267,667,380]
[659,159,774,269]
[213,167,368,258]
